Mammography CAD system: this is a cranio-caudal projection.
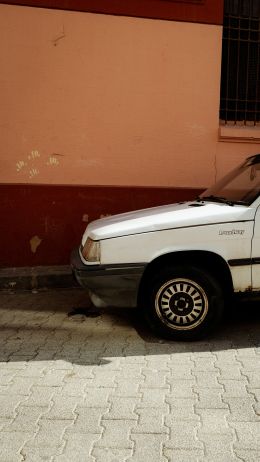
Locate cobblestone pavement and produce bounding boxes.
[0,288,260,462]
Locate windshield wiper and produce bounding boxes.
[196,195,245,206]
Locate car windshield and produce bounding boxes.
[199,156,260,206]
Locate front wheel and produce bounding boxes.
[143,265,224,341]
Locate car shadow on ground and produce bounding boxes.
[132,297,260,346]
[0,289,259,366]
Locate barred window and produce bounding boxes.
[220,0,260,125]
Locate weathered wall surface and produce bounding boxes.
[1,4,222,188]
[0,184,202,266]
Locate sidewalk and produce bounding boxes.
[0,288,260,461]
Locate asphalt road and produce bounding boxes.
[0,288,260,461]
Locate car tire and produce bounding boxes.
[143,265,224,341]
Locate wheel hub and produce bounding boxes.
[170,293,193,315]
[155,278,208,331]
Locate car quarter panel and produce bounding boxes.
[100,221,254,291]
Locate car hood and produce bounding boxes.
[83,201,254,242]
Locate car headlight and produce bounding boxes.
[81,238,101,263]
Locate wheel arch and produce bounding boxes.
[138,250,234,305]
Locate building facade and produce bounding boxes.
[0,0,260,267]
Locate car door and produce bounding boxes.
[251,200,260,289]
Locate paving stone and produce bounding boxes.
[130,433,168,461]
[224,396,259,422]
[236,348,258,358]
[147,344,186,355]
[23,386,55,407]
[6,377,34,395]
[234,449,260,461]
[165,421,203,450]
[133,407,169,434]
[98,357,122,371]
[123,355,147,364]
[239,358,260,371]
[242,371,260,388]
[36,370,68,387]
[165,397,199,422]
[214,350,237,362]
[231,422,260,449]
[148,356,172,370]
[192,371,222,388]
[0,448,25,462]
[167,379,196,398]
[0,431,32,451]
[83,370,117,388]
[104,396,139,420]
[34,350,57,361]
[0,369,18,385]
[113,378,141,397]
[4,405,46,432]
[14,362,47,377]
[198,455,241,462]
[168,365,194,380]
[0,361,27,370]
[25,419,74,449]
[0,395,25,418]
[192,357,216,372]
[196,409,231,433]
[0,418,13,431]
[45,395,81,420]
[80,341,105,356]
[66,365,94,379]
[195,387,228,409]
[68,406,107,434]
[60,378,87,397]
[114,365,144,380]
[50,360,74,371]
[9,354,37,362]
[220,379,248,397]
[103,345,126,357]
[139,388,169,408]
[164,448,204,462]
[248,387,260,402]
[92,447,132,462]
[214,364,245,380]
[94,420,135,449]
[198,433,238,461]
[84,387,115,407]
[0,384,13,395]
[22,445,61,461]
[167,352,193,364]
[55,433,100,462]
[141,368,170,389]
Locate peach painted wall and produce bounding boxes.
[1,4,259,189]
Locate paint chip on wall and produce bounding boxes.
[82,214,89,223]
[30,235,42,253]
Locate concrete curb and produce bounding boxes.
[0,265,78,291]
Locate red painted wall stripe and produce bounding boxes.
[0,184,203,267]
[0,0,224,25]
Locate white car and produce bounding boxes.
[71,154,260,340]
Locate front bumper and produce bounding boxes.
[70,248,146,308]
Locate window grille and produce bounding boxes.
[220,0,260,125]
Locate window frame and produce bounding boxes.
[219,0,260,141]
